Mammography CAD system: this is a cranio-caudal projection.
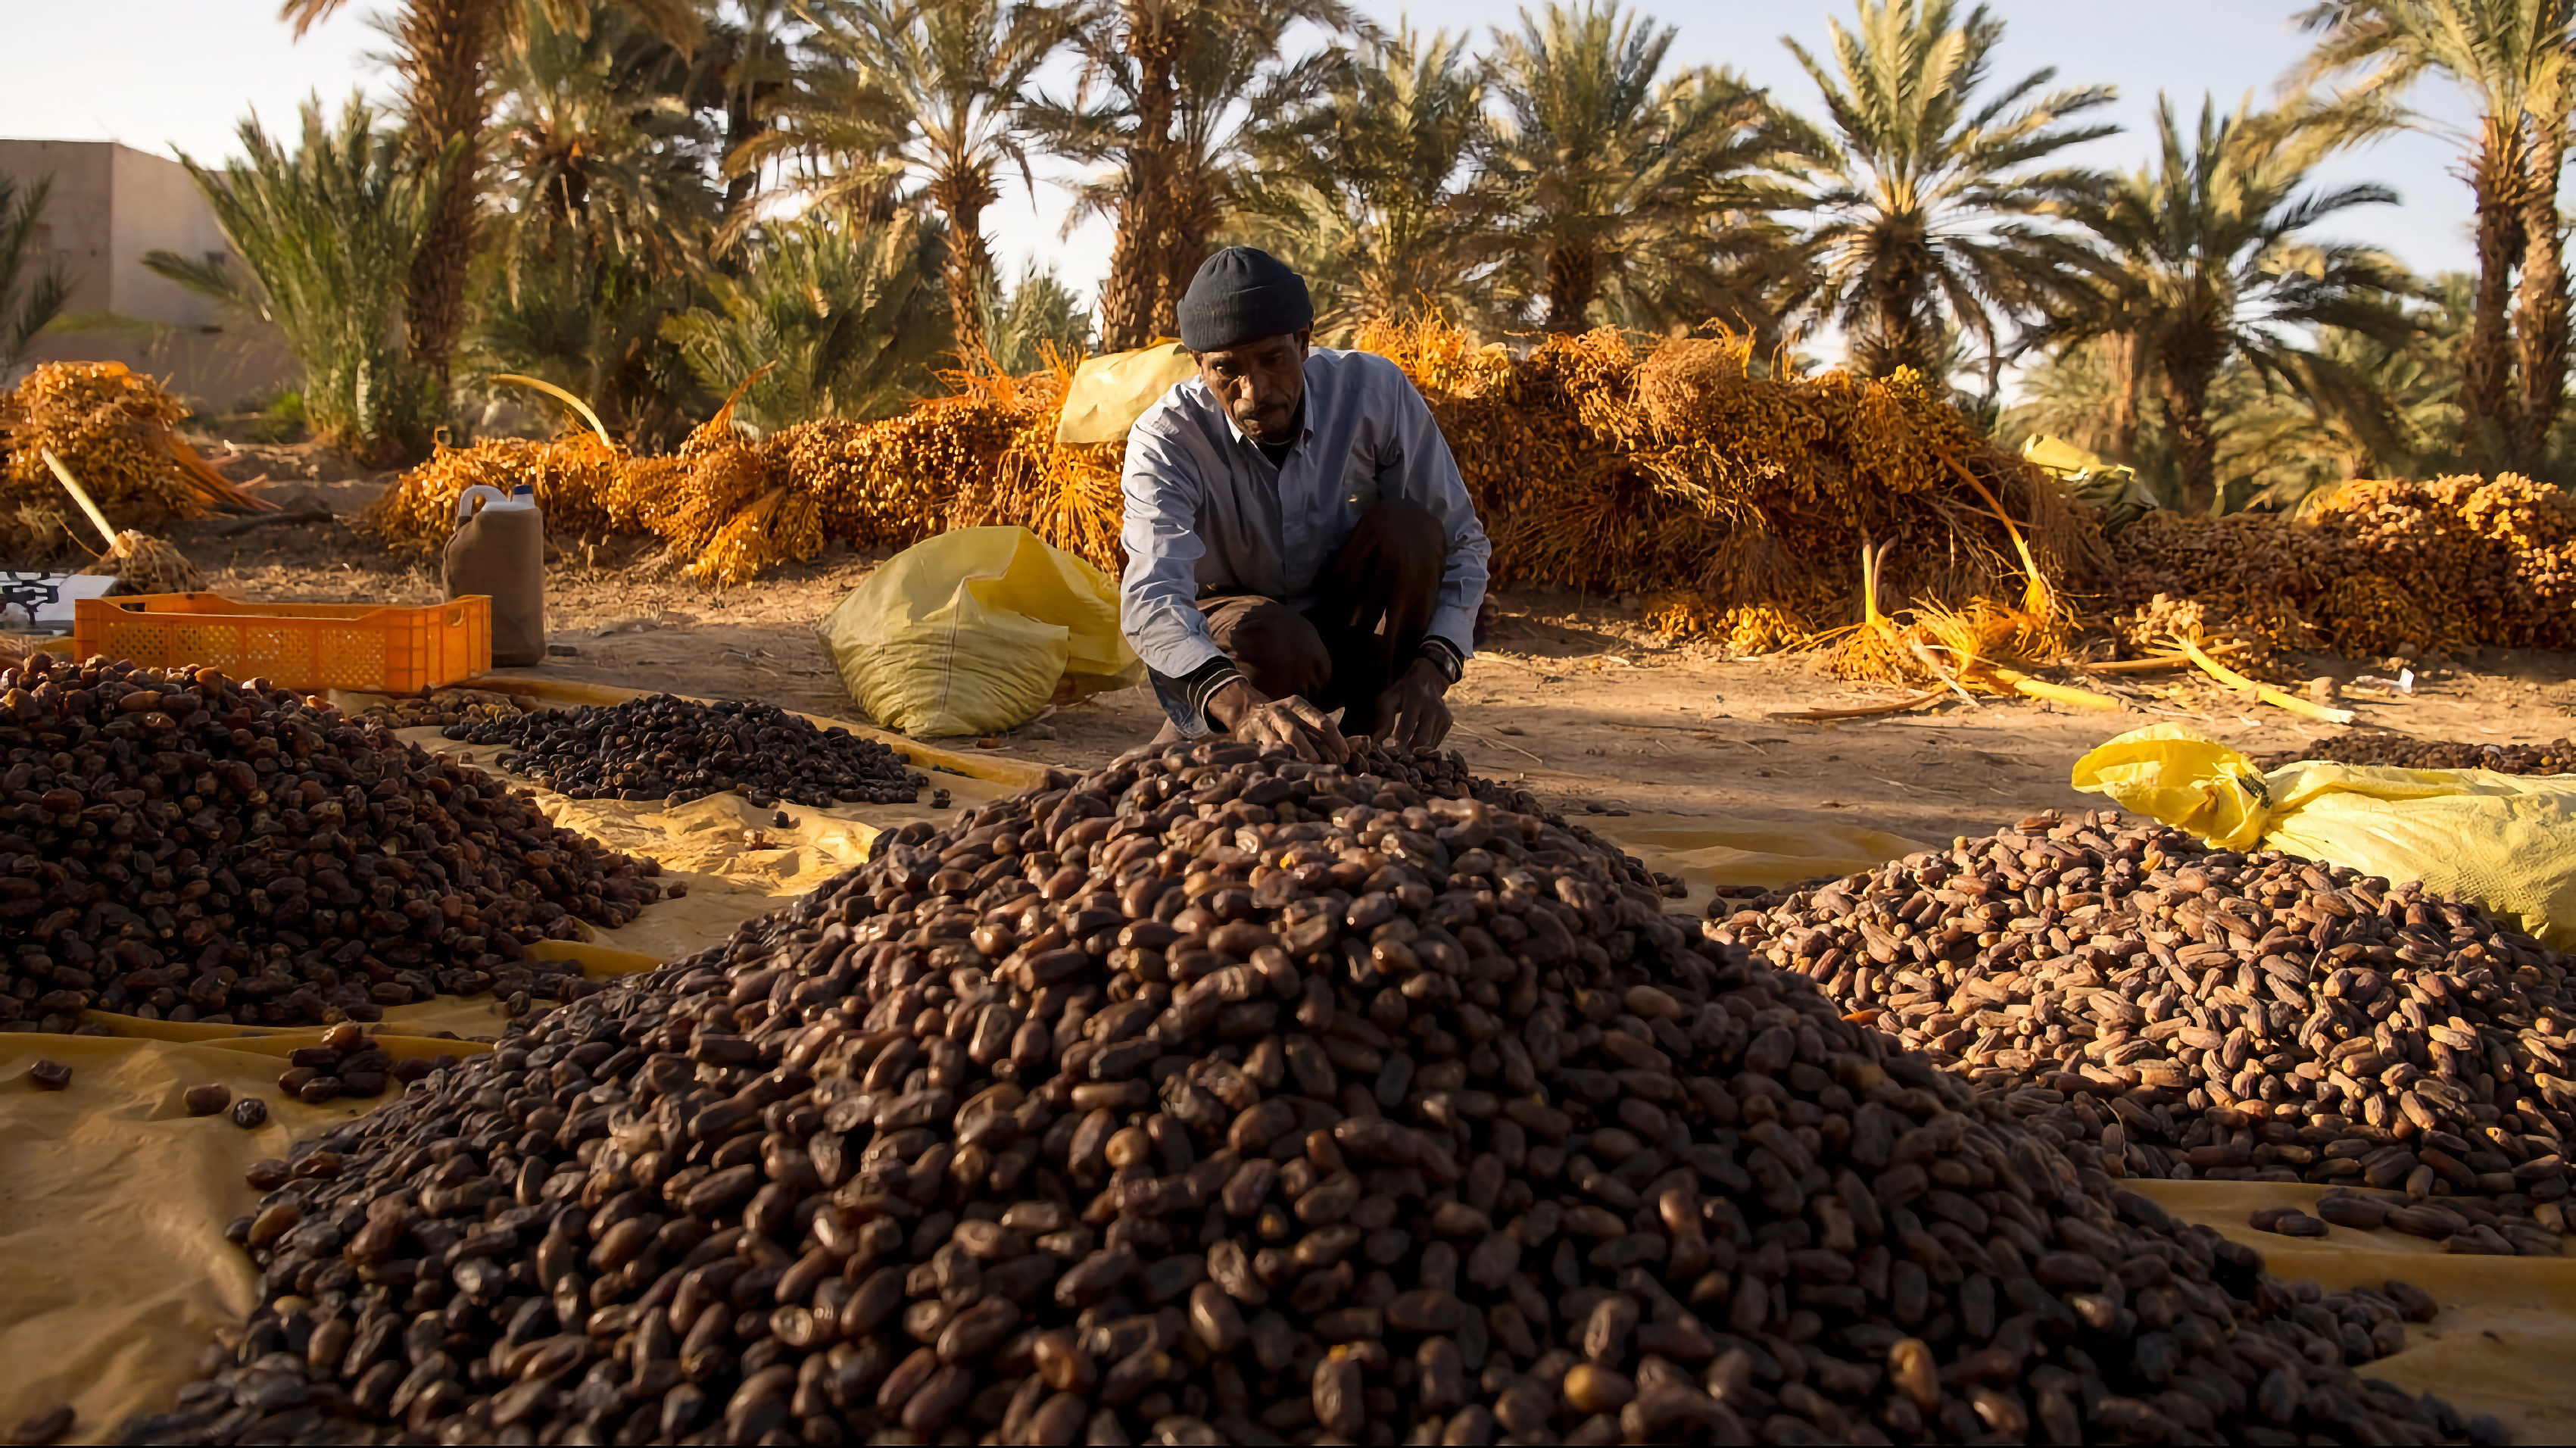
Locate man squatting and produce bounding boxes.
[1118,246,1494,763]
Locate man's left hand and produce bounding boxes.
[1369,658,1454,748]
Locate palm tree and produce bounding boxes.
[0,172,73,373]
[1033,0,1356,350]
[659,215,950,430]
[1480,3,1801,334]
[977,262,1095,373]
[277,0,703,417]
[468,249,706,446]
[2297,0,2576,474]
[2228,315,2464,511]
[714,17,908,235]
[449,5,724,445]
[706,0,799,226]
[2009,284,2465,514]
[1237,27,1495,339]
[1785,0,2117,384]
[483,4,719,294]
[2046,95,2419,513]
[2005,335,2146,464]
[732,0,1071,360]
[145,99,444,461]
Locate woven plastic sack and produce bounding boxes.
[2023,433,2162,535]
[1055,342,1197,445]
[2072,723,2576,947]
[818,526,1141,738]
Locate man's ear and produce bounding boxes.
[1295,327,1313,358]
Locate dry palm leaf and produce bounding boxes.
[2178,634,2356,725]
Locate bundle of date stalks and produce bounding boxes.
[1713,812,2576,1256]
[118,742,2503,1448]
[0,652,666,1031]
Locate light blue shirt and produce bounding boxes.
[1118,347,1492,682]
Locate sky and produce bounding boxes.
[0,0,2492,326]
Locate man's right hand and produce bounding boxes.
[1207,678,1349,764]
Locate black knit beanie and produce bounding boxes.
[1176,247,1314,351]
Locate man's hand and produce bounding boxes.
[1368,658,1455,749]
[1207,678,1349,763]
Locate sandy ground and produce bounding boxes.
[21,443,2576,857]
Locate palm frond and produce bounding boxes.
[658,213,950,431]
[0,172,74,371]
[144,95,445,460]
[1785,0,2119,382]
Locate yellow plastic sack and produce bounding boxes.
[817,526,1143,738]
[1054,342,1198,445]
[2073,723,2576,947]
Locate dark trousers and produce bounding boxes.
[1196,499,1445,737]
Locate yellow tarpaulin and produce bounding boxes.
[2074,722,2576,947]
[1583,813,1932,907]
[0,942,653,1443]
[405,724,1019,959]
[8,1031,2565,1446]
[2022,432,2161,534]
[7,688,2568,1439]
[0,680,1046,1437]
[2144,1179,2576,1442]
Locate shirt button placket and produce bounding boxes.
[1290,457,1316,589]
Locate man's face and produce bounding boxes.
[1194,329,1311,446]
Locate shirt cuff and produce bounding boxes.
[1417,635,1464,685]
[1149,655,1242,738]
[1429,604,1480,660]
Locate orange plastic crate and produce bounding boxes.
[72,592,493,694]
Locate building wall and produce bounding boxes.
[0,139,296,409]
[105,142,230,326]
[0,140,115,318]
[18,328,298,413]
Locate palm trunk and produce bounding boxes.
[1157,166,1221,339]
[2158,350,2222,516]
[2515,119,2568,474]
[1855,222,1940,378]
[946,224,993,364]
[1542,245,1598,332]
[1888,301,1938,380]
[933,168,997,362]
[2463,115,2527,472]
[723,84,765,221]
[1854,304,1935,379]
[1157,227,1205,337]
[2101,329,2144,463]
[544,159,587,257]
[395,0,500,435]
[1098,178,1165,351]
[1099,2,1182,351]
